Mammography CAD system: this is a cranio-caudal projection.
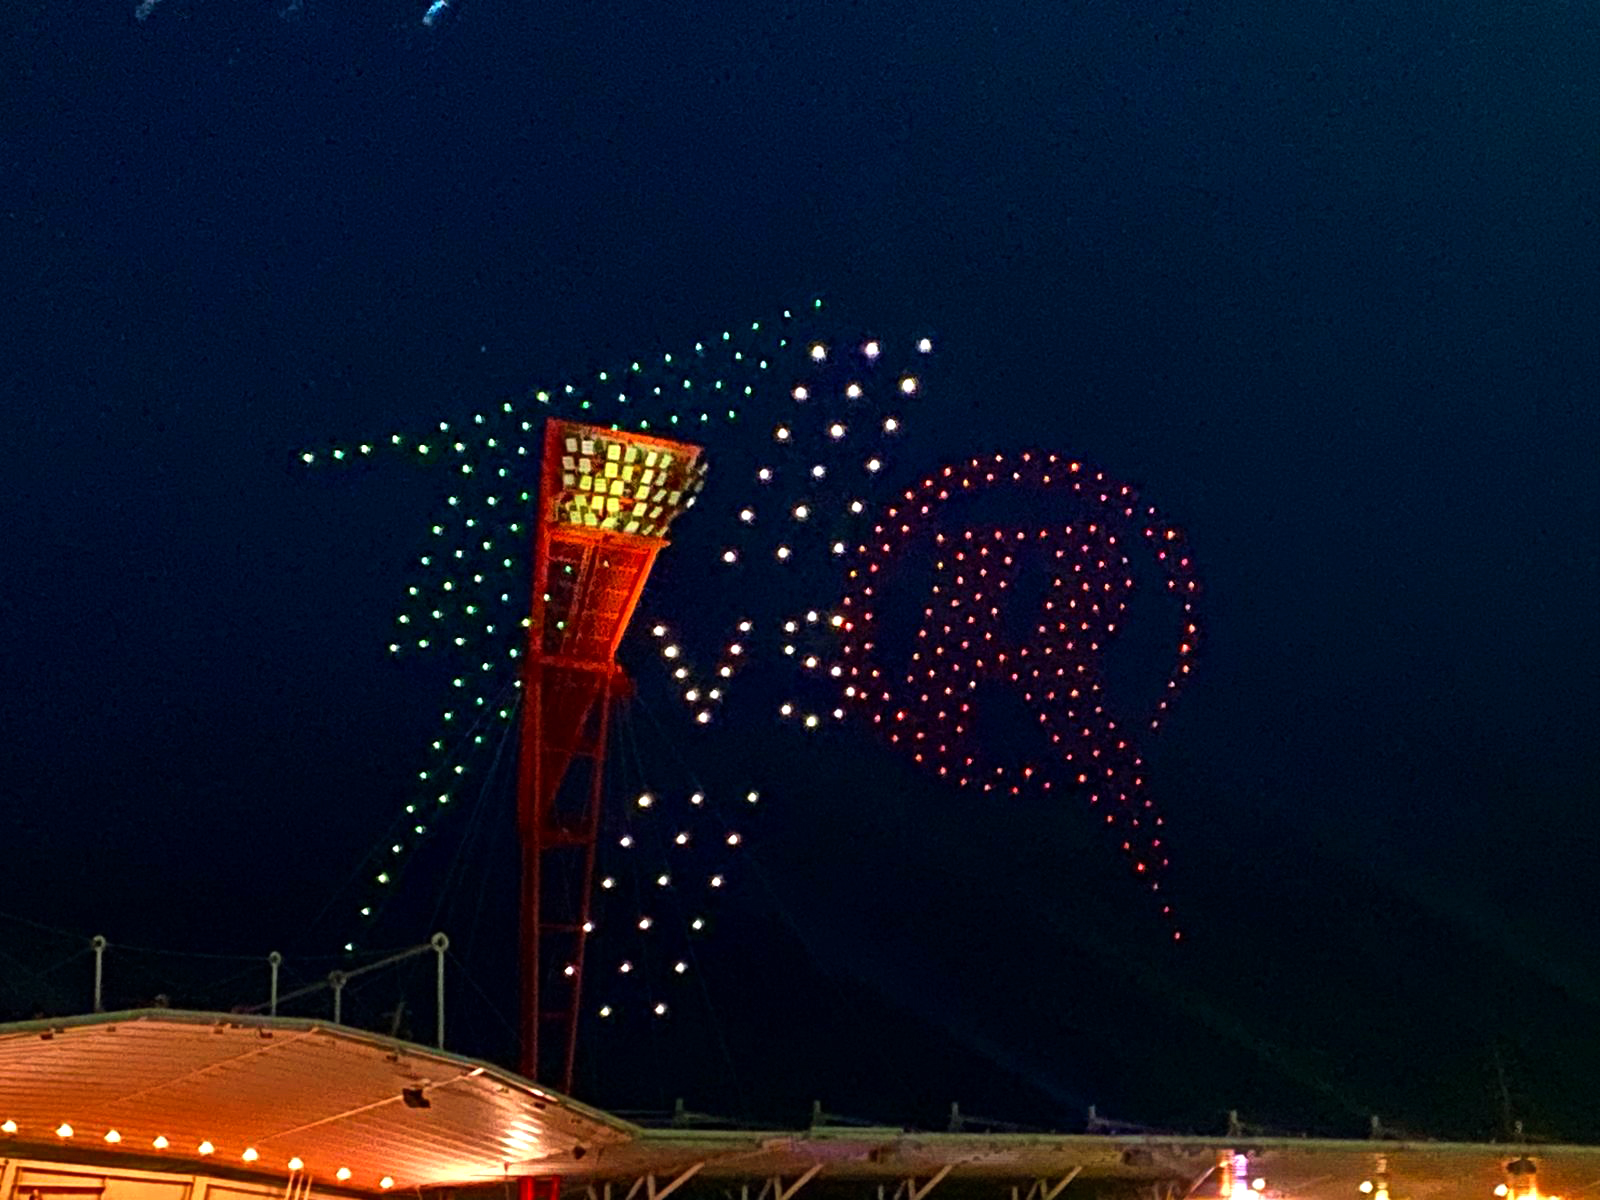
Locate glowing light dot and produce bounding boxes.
[845,384,863,399]
[691,918,705,930]
[780,702,794,716]
[863,340,881,358]
[638,917,653,930]
[242,1148,258,1162]
[804,714,820,728]
[726,832,742,846]
[336,1168,351,1182]
[691,791,705,805]
[637,792,654,808]
[653,1002,668,1016]
[900,376,918,394]
[696,710,712,724]
[792,385,809,401]
[199,1142,215,1157]
[794,504,810,520]
[739,508,755,523]
[105,1130,121,1144]
[56,1124,73,1139]
[917,337,933,352]
[651,624,667,637]
[811,464,827,479]
[287,1157,302,1170]
[710,874,725,887]
[829,422,847,439]
[601,876,616,888]
[775,426,791,442]
[674,961,688,974]
[381,1179,395,1191]
[758,467,773,482]
[809,343,827,361]
[883,416,900,432]
[746,790,760,803]
[2,1121,17,1135]
[599,1005,613,1018]
[776,546,792,560]
[866,457,882,472]
[722,549,739,564]
[832,541,847,555]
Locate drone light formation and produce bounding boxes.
[823,452,1200,933]
[304,297,1200,1028]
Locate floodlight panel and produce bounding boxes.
[544,422,705,539]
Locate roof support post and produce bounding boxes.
[900,1164,954,1200]
[773,1164,823,1200]
[1033,1167,1082,1200]
[642,1163,706,1200]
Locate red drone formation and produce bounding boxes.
[830,451,1199,935]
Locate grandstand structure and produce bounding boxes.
[2,1011,1590,1200]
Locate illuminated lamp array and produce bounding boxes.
[818,451,1199,931]
[0,1122,384,1188]
[303,299,934,1016]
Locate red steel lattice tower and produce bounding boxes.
[516,418,706,1090]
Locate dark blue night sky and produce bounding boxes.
[3,0,1597,1141]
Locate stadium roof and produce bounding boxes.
[0,1010,633,1193]
[7,1012,1600,1200]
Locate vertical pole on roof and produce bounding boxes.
[269,951,282,1016]
[91,935,107,1012]
[330,970,347,1023]
[431,932,450,1048]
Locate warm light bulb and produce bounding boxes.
[381,1179,395,1190]
[198,1141,215,1156]
[2,1120,18,1134]
[809,343,827,361]
[153,1136,169,1149]
[104,1130,121,1144]
[917,336,933,352]
[288,1158,304,1171]
[56,1124,73,1139]
[863,340,881,359]
[336,1168,352,1182]
[242,1148,259,1162]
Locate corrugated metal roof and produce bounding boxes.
[0,1011,634,1193]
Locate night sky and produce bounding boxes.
[4,0,1598,1145]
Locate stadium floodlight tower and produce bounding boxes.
[517,418,706,1091]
